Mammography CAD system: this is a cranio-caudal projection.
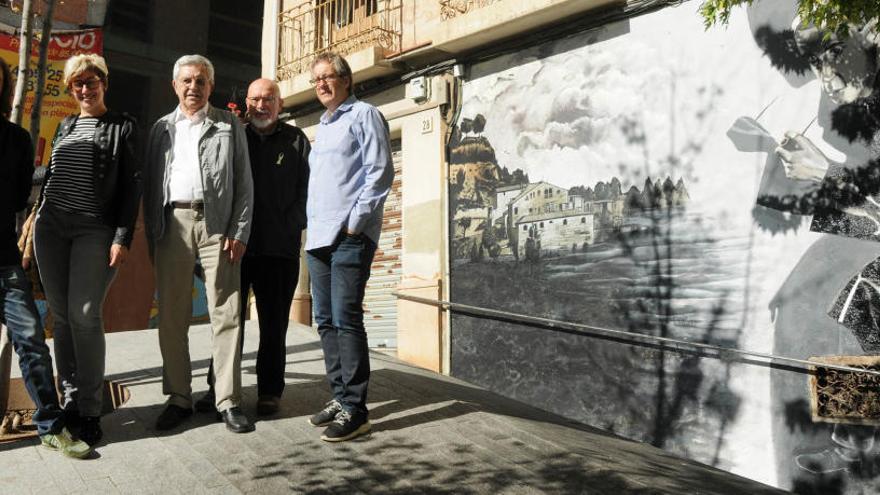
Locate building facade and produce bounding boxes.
[264,0,620,370]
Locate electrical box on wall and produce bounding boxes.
[407,76,430,102]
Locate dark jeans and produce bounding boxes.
[307,234,376,416]
[206,255,299,398]
[0,265,63,435]
[33,203,116,417]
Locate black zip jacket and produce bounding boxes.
[245,122,310,259]
[0,119,34,266]
[41,111,142,247]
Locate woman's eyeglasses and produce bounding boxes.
[71,78,102,91]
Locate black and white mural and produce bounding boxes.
[447,1,880,492]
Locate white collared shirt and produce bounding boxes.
[167,105,208,202]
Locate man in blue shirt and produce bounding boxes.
[305,53,393,442]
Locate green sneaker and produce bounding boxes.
[41,427,91,459]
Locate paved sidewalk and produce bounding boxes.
[1,322,786,494]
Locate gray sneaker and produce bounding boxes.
[41,427,91,459]
[309,399,343,427]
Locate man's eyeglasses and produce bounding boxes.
[246,96,277,104]
[309,74,339,86]
[71,78,102,91]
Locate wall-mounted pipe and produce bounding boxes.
[394,292,880,377]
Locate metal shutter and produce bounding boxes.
[364,140,402,349]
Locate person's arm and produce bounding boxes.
[16,129,36,269]
[112,116,143,249]
[14,127,35,212]
[18,125,44,269]
[224,116,254,262]
[294,128,310,229]
[345,106,394,234]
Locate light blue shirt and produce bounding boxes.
[306,96,394,251]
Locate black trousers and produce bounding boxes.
[207,255,299,398]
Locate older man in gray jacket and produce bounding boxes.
[144,54,254,433]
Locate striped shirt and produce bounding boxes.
[44,117,102,217]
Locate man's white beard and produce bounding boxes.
[251,117,274,129]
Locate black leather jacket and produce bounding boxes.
[41,111,142,247]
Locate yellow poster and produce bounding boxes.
[0,28,103,165]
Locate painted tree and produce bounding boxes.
[472,113,486,135]
[700,0,880,34]
[460,117,473,135]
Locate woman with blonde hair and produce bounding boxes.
[30,53,141,446]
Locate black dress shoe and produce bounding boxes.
[219,407,255,433]
[256,396,280,416]
[194,389,217,413]
[155,404,193,431]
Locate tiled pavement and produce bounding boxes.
[0,322,787,494]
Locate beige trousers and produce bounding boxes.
[155,208,242,412]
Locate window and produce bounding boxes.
[208,0,263,65]
[563,219,568,225]
[523,226,528,231]
[332,0,379,27]
[581,217,586,223]
[540,222,544,228]
[106,0,152,41]
[514,207,518,215]
[103,69,150,153]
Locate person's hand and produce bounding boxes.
[775,131,829,183]
[223,238,246,263]
[21,257,31,270]
[109,244,128,267]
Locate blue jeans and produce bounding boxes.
[0,265,63,435]
[307,234,376,415]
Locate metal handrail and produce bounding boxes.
[393,292,880,377]
[276,0,403,82]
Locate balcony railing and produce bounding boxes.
[277,0,402,82]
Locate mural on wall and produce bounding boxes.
[447,1,880,493]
